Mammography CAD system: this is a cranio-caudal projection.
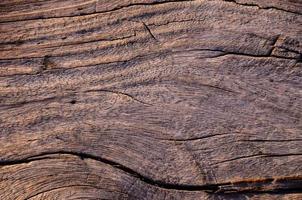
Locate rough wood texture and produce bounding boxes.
[0,0,301,199]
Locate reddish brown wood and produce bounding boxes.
[0,0,301,199]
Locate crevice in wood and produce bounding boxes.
[238,139,302,142]
[0,151,220,193]
[216,176,302,195]
[1,46,299,76]
[69,99,77,105]
[181,48,300,61]
[157,133,231,142]
[141,21,158,42]
[128,20,159,42]
[0,32,136,53]
[0,50,298,79]
[0,0,195,24]
[0,88,151,109]
[223,0,301,16]
[84,89,153,106]
[1,151,301,195]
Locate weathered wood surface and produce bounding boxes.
[0,0,301,199]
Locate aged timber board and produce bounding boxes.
[0,0,301,199]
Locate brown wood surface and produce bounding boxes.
[0,0,302,199]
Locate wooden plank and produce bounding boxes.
[0,0,301,199]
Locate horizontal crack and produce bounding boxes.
[0,47,299,79]
[216,176,302,195]
[158,133,232,142]
[1,151,301,195]
[0,32,136,52]
[238,139,302,142]
[84,88,153,106]
[179,48,300,61]
[0,0,195,24]
[0,151,220,193]
[223,0,301,16]
[0,50,167,79]
[0,88,152,109]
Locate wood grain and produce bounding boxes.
[0,0,301,199]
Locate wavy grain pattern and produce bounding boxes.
[0,0,301,199]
